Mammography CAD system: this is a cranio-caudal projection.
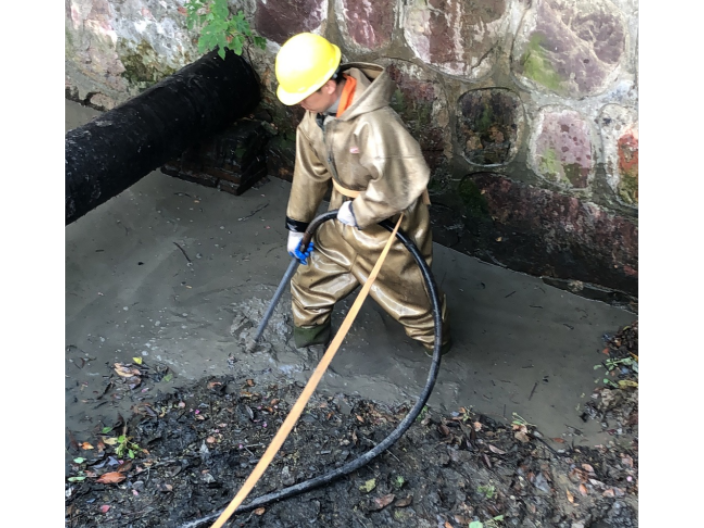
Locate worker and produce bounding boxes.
[274,32,451,356]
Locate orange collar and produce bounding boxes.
[336,74,357,117]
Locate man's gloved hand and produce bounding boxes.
[336,201,357,227]
[287,231,314,265]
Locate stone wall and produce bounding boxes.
[65,0,638,299]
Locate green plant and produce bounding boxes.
[68,457,87,482]
[416,405,430,422]
[477,484,496,499]
[469,515,504,528]
[115,434,141,459]
[184,0,266,59]
[511,412,534,428]
[593,355,638,388]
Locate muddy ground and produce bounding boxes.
[64,323,637,528]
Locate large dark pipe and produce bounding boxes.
[65,49,260,225]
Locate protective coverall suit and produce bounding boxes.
[285,61,450,352]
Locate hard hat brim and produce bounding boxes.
[276,44,342,106]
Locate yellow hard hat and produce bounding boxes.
[275,33,342,106]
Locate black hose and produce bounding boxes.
[178,210,443,528]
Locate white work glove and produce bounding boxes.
[336,201,357,227]
[287,231,304,254]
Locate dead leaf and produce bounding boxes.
[395,495,413,508]
[117,460,133,473]
[206,436,216,444]
[488,444,506,455]
[246,379,255,387]
[473,421,482,431]
[514,427,530,443]
[444,522,454,528]
[359,479,376,493]
[569,468,586,483]
[96,472,126,484]
[579,483,588,496]
[81,442,94,450]
[439,424,450,436]
[552,437,566,443]
[581,463,595,475]
[356,415,364,423]
[114,363,135,378]
[158,481,173,492]
[566,490,575,503]
[621,455,634,468]
[253,507,266,516]
[626,412,638,426]
[99,505,110,514]
[372,494,395,511]
[103,437,118,446]
[132,403,157,417]
[602,488,615,498]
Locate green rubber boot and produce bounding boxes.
[423,337,453,357]
[293,322,332,349]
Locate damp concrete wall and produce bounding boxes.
[65,0,638,299]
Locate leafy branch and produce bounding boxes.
[182,0,266,59]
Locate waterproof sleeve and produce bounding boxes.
[285,124,332,232]
[352,109,430,229]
